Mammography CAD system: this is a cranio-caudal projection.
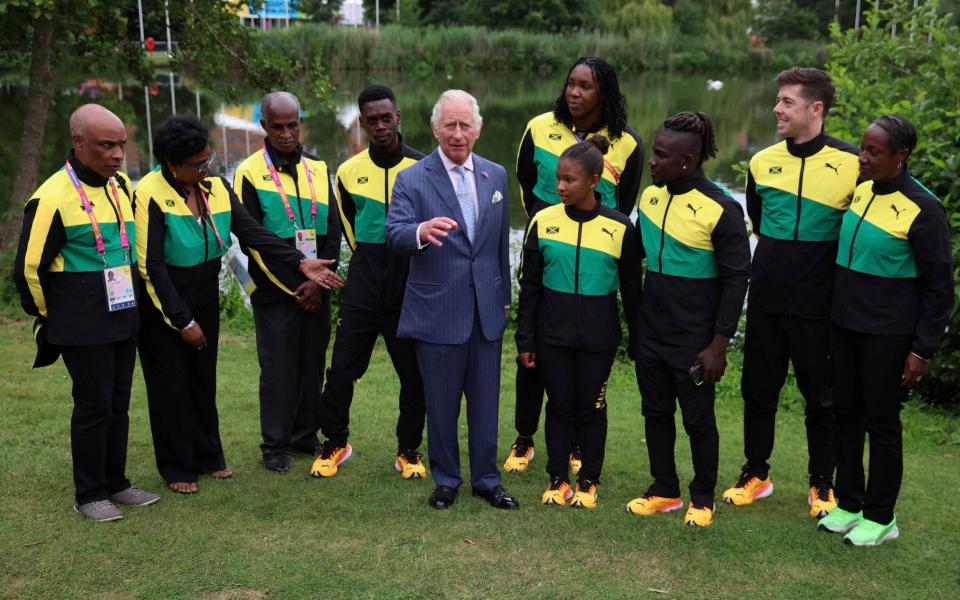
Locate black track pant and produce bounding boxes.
[635,336,718,507]
[319,302,425,451]
[513,360,546,438]
[61,338,136,505]
[253,295,330,456]
[741,307,835,484]
[830,325,911,525]
[540,343,615,483]
[139,299,226,484]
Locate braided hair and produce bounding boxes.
[661,111,718,165]
[559,135,611,178]
[553,57,628,141]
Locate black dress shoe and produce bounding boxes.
[263,453,289,474]
[428,485,458,509]
[472,485,520,509]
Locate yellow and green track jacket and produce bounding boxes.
[747,133,859,317]
[516,202,641,353]
[336,140,424,312]
[832,171,954,358]
[636,171,751,348]
[516,112,644,217]
[135,168,304,330]
[233,140,340,305]
[13,152,139,346]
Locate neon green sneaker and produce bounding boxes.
[843,517,899,547]
[817,507,863,534]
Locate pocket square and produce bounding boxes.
[492,190,503,204]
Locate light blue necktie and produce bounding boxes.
[453,165,477,242]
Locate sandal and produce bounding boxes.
[168,481,199,494]
[210,468,233,479]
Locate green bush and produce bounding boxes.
[259,23,816,75]
[826,0,960,410]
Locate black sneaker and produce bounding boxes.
[263,452,289,474]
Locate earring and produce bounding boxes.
[682,165,687,170]
[897,161,902,169]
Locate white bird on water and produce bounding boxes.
[707,79,724,91]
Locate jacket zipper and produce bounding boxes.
[574,221,583,294]
[793,157,806,240]
[846,193,876,268]
[658,194,674,272]
[383,165,391,285]
[287,163,305,229]
[101,185,127,263]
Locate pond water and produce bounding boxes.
[1,70,782,233]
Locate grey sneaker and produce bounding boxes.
[109,486,161,507]
[74,500,123,522]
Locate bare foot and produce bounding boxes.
[210,468,233,479]
[168,481,199,494]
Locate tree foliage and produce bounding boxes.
[297,0,344,23]
[826,0,960,409]
[0,0,333,224]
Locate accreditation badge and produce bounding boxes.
[295,228,317,259]
[103,264,137,312]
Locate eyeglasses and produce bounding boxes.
[189,150,217,173]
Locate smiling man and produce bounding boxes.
[312,85,427,480]
[723,68,859,520]
[233,91,341,474]
[13,103,160,521]
[386,90,517,511]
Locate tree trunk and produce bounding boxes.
[2,16,55,252]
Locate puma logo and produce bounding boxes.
[825,162,840,175]
[890,204,905,219]
[601,227,615,240]
[686,203,701,218]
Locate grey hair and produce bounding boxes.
[430,90,482,129]
[260,91,301,119]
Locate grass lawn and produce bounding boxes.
[0,313,958,599]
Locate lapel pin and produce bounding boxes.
[481,170,489,178]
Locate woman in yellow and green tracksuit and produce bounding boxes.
[625,112,750,527]
[135,115,338,493]
[516,136,641,509]
[817,115,953,546]
[506,56,645,475]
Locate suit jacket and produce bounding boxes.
[387,149,511,344]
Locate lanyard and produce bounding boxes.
[572,130,622,184]
[197,186,225,249]
[261,145,317,229]
[64,160,130,259]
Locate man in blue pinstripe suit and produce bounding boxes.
[386,90,518,510]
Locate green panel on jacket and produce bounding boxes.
[540,238,620,296]
[756,184,845,241]
[637,209,717,279]
[256,188,330,238]
[61,221,136,271]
